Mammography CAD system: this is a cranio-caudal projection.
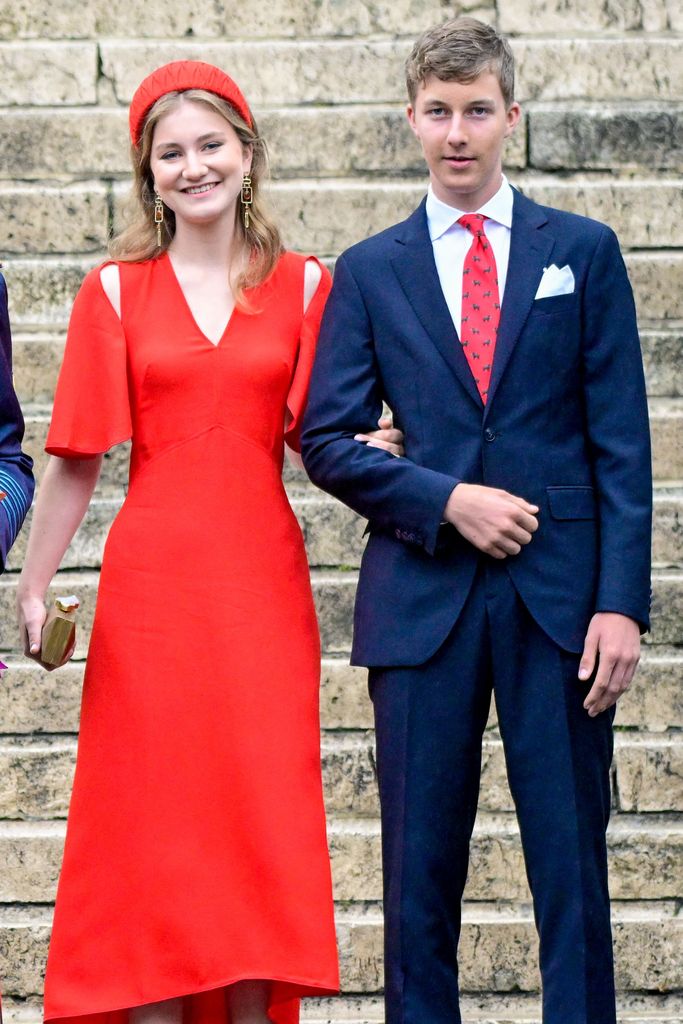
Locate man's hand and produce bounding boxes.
[579,612,641,717]
[444,483,539,558]
[355,415,405,457]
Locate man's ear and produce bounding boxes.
[406,104,420,140]
[505,102,522,138]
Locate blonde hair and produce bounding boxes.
[110,89,283,307]
[406,17,515,108]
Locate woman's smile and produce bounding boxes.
[182,182,220,195]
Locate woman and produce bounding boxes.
[17,61,401,1024]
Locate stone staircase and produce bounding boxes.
[0,2,681,1022]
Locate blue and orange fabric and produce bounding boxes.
[0,273,34,572]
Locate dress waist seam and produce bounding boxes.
[132,423,279,475]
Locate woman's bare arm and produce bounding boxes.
[18,454,102,665]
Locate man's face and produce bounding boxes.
[407,71,521,211]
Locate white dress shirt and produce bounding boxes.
[425,176,514,334]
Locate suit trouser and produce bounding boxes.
[369,560,616,1024]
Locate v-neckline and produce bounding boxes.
[164,251,238,348]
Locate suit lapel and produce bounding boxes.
[484,190,555,415]
[390,201,483,410]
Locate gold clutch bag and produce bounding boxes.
[41,595,79,667]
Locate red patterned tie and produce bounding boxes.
[458,213,500,403]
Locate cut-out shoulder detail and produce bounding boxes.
[303,257,322,315]
[100,263,121,320]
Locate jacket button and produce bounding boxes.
[484,428,496,442]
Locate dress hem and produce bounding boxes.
[44,973,340,1022]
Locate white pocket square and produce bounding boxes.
[534,264,575,300]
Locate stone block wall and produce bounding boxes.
[0,2,681,1022]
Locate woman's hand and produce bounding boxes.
[355,415,405,457]
[16,454,101,671]
[18,591,74,671]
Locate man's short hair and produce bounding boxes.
[406,17,515,108]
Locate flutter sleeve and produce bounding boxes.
[284,257,332,453]
[46,265,133,457]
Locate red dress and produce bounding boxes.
[43,251,339,1024]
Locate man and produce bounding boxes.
[0,271,34,574]
[301,17,651,1024]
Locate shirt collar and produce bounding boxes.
[426,176,514,241]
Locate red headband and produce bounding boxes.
[129,60,254,147]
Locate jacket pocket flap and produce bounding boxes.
[547,485,596,520]
[530,292,579,314]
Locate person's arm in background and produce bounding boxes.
[0,273,34,573]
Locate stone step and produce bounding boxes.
[499,0,683,34]
[653,487,683,565]
[4,173,682,259]
[5,993,683,1024]
[321,731,683,817]
[529,102,683,172]
[8,334,63,406]
[10,323,683,408]
[2,902,680,998]
[305,999,683,1024]
[4,494,368,572]
[10,321,683,413]
[3,39,678,110]
[2,102,682,189]
[337,902,683,994]
[0,42,97,106]
[625,253,683,322]
[270,176,683,255]
[301,991,683,1024]
[0,0,484,43]
[4,250,681,330]
[2,568,683,657]
[3,646,681,737]
[641,329,683,398]
[20,413,130,497]
[2,812,679,905]
[0,183,109,256]
[15,398,683,494]
[6,486,682,574]
[0,728,680,821]
[0,105,514,186]
[3,0,682,43]
[98,38,683,107]
[331,813,683,903]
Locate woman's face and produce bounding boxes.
[149,97,252,230]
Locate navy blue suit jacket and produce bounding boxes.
[301,189,652,663]
[0,274,34,572]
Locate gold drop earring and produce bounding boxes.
[154,189,164,246]
[241,174,253,230]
